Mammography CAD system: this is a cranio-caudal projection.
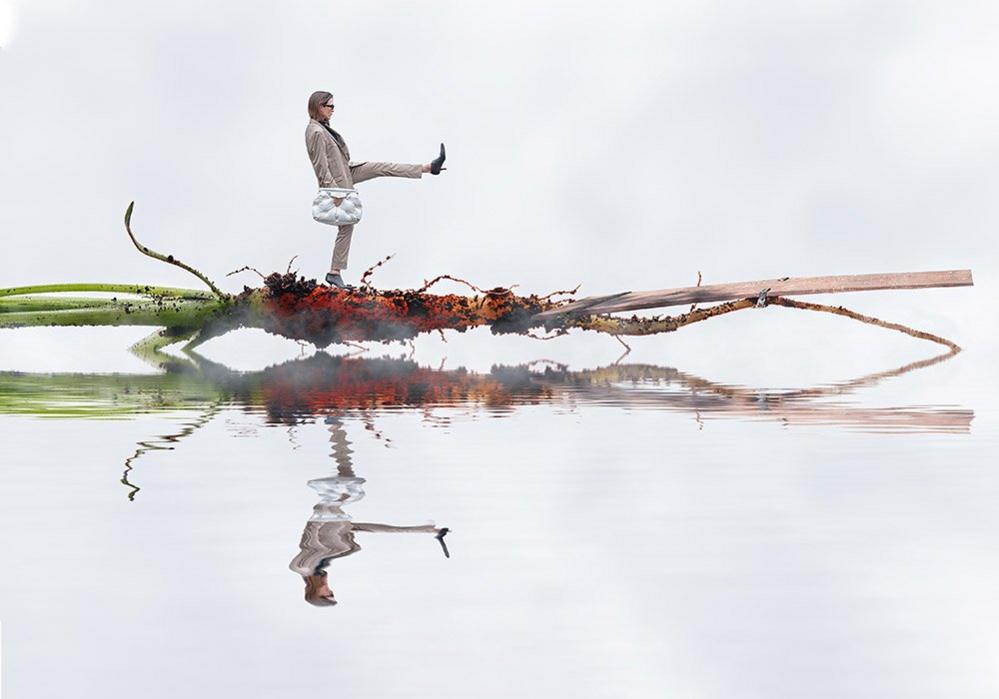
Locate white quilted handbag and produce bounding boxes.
[312,187,363,226]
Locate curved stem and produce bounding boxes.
[769,297,960,351]
[124,202,228,301]
[121,401,222,501]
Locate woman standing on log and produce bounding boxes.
[306,91,446,289]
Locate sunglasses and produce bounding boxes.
[324,103,335,109]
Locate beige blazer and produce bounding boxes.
[305,118,361,188]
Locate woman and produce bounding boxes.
[306,90,446,289]
[289,417,450,607]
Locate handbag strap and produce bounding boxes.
[318,189,358,198]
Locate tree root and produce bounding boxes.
[567,295,960,352]
[767,297,960,351]
[569,298,758,335]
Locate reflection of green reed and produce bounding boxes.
[120,403,222,501]
[0,371,227,418]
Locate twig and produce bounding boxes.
[418,274,486,294]
[226,266,266,279]
[286,255,299,274]
[360,254,395,289]
[287,426,301,450]
[525,358,569,371]
[361,412,391,446]
[525,328,569,341]
[613,335,632,352]
[342,341,368,356]
[538,284,582,302]
[124,202,227,300]
[611,336,632,365]
[689,271,702,313]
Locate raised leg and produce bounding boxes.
[349,161,423,184]
[351,523,441,534]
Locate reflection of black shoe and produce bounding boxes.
[435,527,451,558]
[430,143,446,175]
[325,272,354,290]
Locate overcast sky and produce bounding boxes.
[2,5,999,698]
[0,0,996,366]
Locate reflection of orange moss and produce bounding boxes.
[246,272,559,347]
[255,355,554,422]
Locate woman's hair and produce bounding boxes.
[304,573,337,607]
[308,91,333,121]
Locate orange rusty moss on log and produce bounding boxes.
[244,272,561,347]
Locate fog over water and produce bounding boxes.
[1,2,998,697]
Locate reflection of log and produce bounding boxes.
[1,348,970,503]
[555,356,972,434]
[0,351,972,434]
[535,269,974,319]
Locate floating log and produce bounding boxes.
[0,204,973,352]
[533,270,974,319]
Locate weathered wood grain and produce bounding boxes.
[534,270,973,319]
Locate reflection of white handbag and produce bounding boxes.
[312,187,363,226]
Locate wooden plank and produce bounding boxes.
[534,269,973,319]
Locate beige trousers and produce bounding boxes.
[330,161,423,271]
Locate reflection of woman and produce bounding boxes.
[289,417,448,607]
[305,91,447,290]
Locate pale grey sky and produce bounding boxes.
[2,5,999,697]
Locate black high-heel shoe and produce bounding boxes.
[435,527,451,558]
[325,272,354,290]
[430,143,446,175]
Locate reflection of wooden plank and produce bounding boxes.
[556,354,973,434]
[582,385,974,433]
[534,269,974,319]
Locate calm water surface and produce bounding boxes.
[1,343,997,698]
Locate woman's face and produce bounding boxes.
[319,97,335,121]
